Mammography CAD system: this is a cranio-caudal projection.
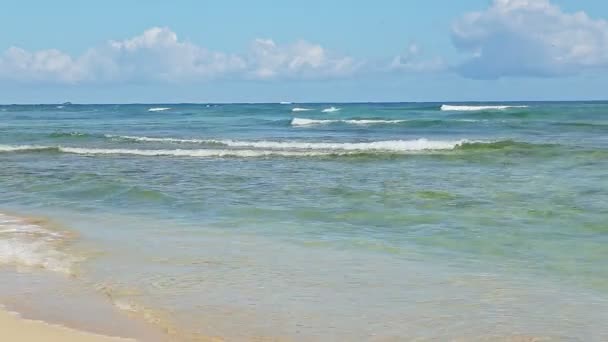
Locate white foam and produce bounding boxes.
[59,147,344,157]
[322,106,341,113]
[280,102,292,105]
[108,135,465,151]
[0,213,77,274]
[291,118,407,126]
[291,107,313,112]
[0,138,469,157]
[291,118,338,126]
[0,144,53,152]
[147,107,170,112]
[440,105,528,111]
[214,139,463,151]
[105,135,209,144]
[109,135,458,152]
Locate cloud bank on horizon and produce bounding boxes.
[1,0,607,84]
[452,0,608,79]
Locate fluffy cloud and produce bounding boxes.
[247,38,359,80]
[452,0,608,79]
[0,27,359,84]
[388,43,446,73]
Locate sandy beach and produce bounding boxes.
[0,308,134,342]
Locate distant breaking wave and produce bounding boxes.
[291,118,407,126]
[0,140,555,158]
[105,136,461,151]
[440,105,528,111]
[292,107,313,112]
[322,106,341,113]
[148,107,171,112]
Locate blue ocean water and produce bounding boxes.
[1,102,608,340]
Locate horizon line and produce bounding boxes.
[2,99,608,106]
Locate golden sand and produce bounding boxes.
[0,308,134,342]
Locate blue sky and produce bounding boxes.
[1,0,608,103]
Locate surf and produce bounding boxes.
[440,104,528,111]
[321,106,341,113]
[147,107,171,112]
[291,118,407,126]
[291,107,313,112]
[0,212,78,275]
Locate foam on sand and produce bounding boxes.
[440,104,528,111]
[0,212,79,275]
[321,106,341,113]
[147,107,170,112]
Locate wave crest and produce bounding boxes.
[147,107,170,112]
[291,107,313,112]
[291,118,407,126]
[0,139,559,158]
[322,107,341,113]
[441,104,528,111]
[0,213,79,274]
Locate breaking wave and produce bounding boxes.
[0,140,560,159]
[291,118,407,126]
[0,212,79,274]
[322,107,341,113]
[441,105,529,111]
[147,107,171,112]
[291,107,313,112]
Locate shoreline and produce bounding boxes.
[0,307,134,342]
[0,209,171,341]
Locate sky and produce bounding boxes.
[1,0,608,103]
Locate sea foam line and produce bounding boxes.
[291,107,313,112]
[0,212,77,275]
[104,136,463,151]
[291,118,407,126]
[0,139,469,157]
[321,106,341,113]
[440,104,529,111]
[147,107,171,112]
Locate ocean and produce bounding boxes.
[1,102,607,341]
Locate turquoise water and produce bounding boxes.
[1,102,608,340]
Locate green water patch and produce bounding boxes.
[48,131,94,139]
[415,190,456,201]
[456,140,553,151]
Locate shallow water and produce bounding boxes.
[1,102,608,340]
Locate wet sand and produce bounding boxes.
[0,308,133,342]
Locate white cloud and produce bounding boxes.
[452,0,608,79]
[247,38,359,80]
[388,43,446,73]
[0,27,359,84]
[0,47,84,83]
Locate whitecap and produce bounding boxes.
[147,107,171,112]
[321,106,341,113]
[291,118,406,126]
[291,107,313,112]
[291,118,338,126]
[440,104,528,111]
